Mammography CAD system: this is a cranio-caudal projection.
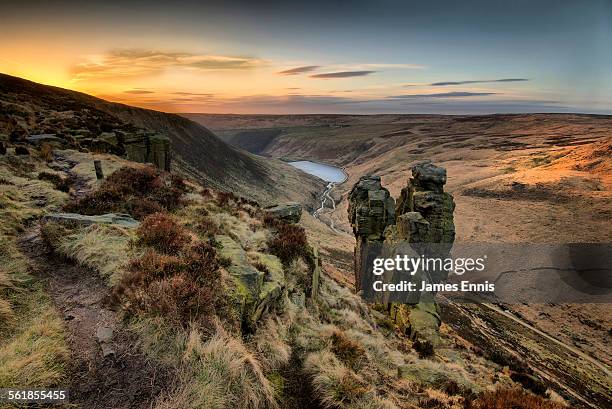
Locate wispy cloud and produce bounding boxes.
[430,78,529,86]
[310,70,377,79]
[72,49,262,80]
[389,91,497,98]
[123,89,154,94]
[172,91,215,97]
[277,65,320,75]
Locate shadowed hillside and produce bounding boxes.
[0,74,323,206]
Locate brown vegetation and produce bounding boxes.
[329,331,366,369]
[115,217,225,329]
[136,212,191,254]
[39,143,53,162]
[65,166,187,218]
[264,218,310,266]
[471,388,565,409]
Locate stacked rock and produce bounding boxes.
[347,163,455,345]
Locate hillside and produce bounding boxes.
[0,74,323,207]
[185,112,612,408]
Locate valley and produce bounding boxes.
[0,75,609,409]
[186,112,612,408]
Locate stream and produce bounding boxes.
[288,160,347,231]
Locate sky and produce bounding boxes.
[1,0,611,114]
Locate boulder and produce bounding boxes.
[26,134,66,148]
[265,202,302,223]
[42,212,140,228]
[216,235,285,330]
[411,161,447,192]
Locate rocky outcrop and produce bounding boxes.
[42,212,140,228]
[216,235,285,331]
[396,162,455,245]
[122,132,171,171]
[347,163,455,344]
[347,175,396,287]
[264,202,303,223]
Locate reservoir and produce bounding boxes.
[288,161,347,183]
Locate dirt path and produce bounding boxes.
[18,227,171,409]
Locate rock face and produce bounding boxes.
[122,132,171,171]
[264,202,303,223]
[396,162,455,244]
[348,175,396,288]
[43,212,140,228]
[216,235,285,330]
[347,163,455,344]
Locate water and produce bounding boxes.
[288,160,346,183]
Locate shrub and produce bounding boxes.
[266,221,309,265]
[413,339,435,359]
[472,388,564,409]
[128,198,163,220]
[142,273,216,329]
[39,143,53,162]
[65,166,187,218]
[136,212,191,254]
[38,172,71,192]
[216,191,237,208]
[116,236,225,329]
[196,215,221,237]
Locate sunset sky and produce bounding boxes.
[2,0,611,114]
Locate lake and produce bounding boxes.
[288,160,347,183]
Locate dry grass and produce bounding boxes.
[303,350,370,408]
[45,223,138,284]
[252,318,291,372]
[155,328,278,409]
[39,143,53,162]
[0,292,69,387]
[0,158,69,391]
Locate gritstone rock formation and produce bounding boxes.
[348,162,455,344]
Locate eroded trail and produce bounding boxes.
[18,227,171,409]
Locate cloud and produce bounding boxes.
[310,70,376,79]
[172,92,215,97]
[123,89,154,94]
[430,78,529,86]
[71,49,262,80]
[389,91,497,98]
[277,65,320,75]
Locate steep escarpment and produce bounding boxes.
[0,74,323,206]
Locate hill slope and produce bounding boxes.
[0,74,323,206]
